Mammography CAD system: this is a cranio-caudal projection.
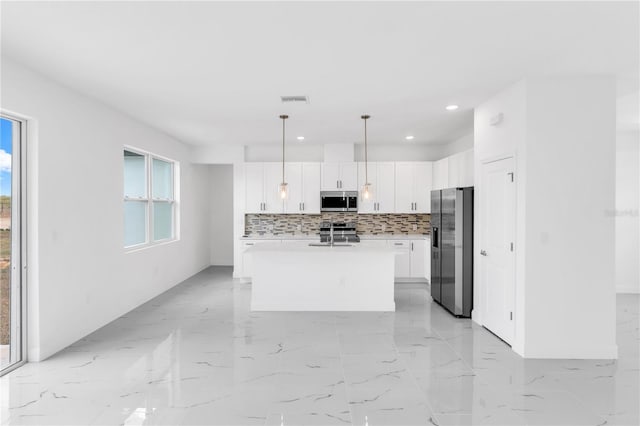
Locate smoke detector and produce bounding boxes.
[280,95,309,104]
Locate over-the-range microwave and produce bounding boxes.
[320,191,358,212]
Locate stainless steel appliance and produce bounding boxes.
[319,221,360,243]
[320,191,358,212]
[431,187,473,317]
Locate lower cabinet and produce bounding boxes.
[241,240,280,278]
[387,238,429,280]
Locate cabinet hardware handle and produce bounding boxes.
[414,202,417,210]
[480,250,487,256]
[302,202,305,210]
[411,242,414,251]
[246,243,254,246]
[394,242,403,245]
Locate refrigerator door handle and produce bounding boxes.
[432,227,438,247]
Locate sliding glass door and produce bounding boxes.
[0,115,24,375]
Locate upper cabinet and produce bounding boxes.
[447,149,474,188]
[432,158,449,191]
[433,149,474,190]
[395,162,432,213]
[357,162,395,213]
[245,162,283,213]
[321,162,358,191]
[284,162,321,214]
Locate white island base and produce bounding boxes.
[248,242,396,311]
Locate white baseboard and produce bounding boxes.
[251,302,396,312]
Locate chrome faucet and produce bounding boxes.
[329,222,334,247]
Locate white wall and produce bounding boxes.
[437,133,474,159]
[210,165,234,266]
[245,144,323,162]
[616,130,640,293]
[2,58,212,361]
[243,141,462,163]
[475,76,617,359]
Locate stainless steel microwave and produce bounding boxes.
[320,191,358,212]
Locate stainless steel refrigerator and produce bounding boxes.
[431,187,474,317]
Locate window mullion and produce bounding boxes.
[147,153,153,244]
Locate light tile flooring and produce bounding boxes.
[1,266,638,426]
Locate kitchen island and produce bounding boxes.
[247,241,396,311]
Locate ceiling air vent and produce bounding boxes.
[280,95,309,104]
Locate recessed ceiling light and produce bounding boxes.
[297,136,305,141]
[446,105,459,111]
[405,136,415,140]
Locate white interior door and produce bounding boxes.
[480,157,516,344]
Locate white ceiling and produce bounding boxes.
[1,1,638,147]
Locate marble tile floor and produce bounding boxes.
[0,266,638,426]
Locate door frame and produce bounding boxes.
[478,155,517,345]
[0,111,28,376]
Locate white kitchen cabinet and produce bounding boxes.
[245,163,284,213]
[241,239,280,278]
[448,149,474,187]
[410,239,427,279]
[321,162,358,191]
[389,240,411,277]
[284,162,321,214]
[433,158,449,190]
[357,162,395,213]
[394,162,433,213]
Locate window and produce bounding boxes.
[124,148,178,248]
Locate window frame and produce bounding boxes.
[124,146,179,250]
[0,111,28,377]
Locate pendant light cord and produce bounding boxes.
[362,115,370,183]
[280,114,288,182]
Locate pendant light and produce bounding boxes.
[279,114,289,199]
[361,114,373,200]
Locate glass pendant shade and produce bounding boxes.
[362,182,373,200]
[279,182,288,199]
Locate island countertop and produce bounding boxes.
[245,241,399,253]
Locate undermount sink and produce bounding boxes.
[308,243,353,247]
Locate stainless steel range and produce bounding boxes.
[319,222,360,244]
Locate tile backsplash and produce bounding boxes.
[245,213,430,236]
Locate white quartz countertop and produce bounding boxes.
[241,234,429,241]
[245,241,398,253]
